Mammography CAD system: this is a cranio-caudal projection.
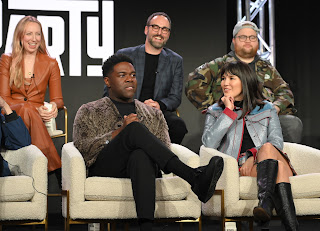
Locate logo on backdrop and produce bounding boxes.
[0,0,114,77]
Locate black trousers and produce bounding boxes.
[89,122,176,220]
[163,110,188,144]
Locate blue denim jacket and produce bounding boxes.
[202,101,283,160]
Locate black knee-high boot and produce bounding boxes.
[274,183,299,231]
[253,159,278,223]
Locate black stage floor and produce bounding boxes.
[2,213,320,231]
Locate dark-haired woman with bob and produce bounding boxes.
[202,61,298,231]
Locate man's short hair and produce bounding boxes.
[146,12,171,26]
[102,54,134,77]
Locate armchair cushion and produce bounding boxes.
[62,142,201,220]
[239,173,320,200]
[0,145,47,221]
[85,176,190,201]
[0,176,34,202]
[200,142,320,218]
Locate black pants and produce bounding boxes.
[89,122,176,220]
[163,110,188,144]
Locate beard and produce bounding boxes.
[235,45,258,59]
[148,35,167,49]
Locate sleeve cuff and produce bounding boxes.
[4,110,19,123]
[156,100,167,111]
[247,148,258,160]
[223,107,238,120]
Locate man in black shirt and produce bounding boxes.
[103,12,187,144]
[75,54,224,231]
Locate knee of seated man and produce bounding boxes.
[289,115,303,131]
[279,115,303,131]
[130,149,150,162]
[168,117,188,133]
[128,149,156,170]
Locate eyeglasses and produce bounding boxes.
[148,24,171,34]
[235,35,258,42]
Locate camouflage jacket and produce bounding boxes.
[185,51,295,115]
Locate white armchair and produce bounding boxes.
[200,142,320,231]
[0,145,48,230]
[62,142,201,231]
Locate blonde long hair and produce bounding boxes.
[10,16,48,88]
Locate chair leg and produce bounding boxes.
[110,222,117,231]
[100,222,105,231]
[221,218,225,231]
[65,217,70,231]
[124,222,130,231]
[249,220,254,231]
[198,216,202,231]
[236,221,242,231]
[179,222,183,231]
[45,211,49,231]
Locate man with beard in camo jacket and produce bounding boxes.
[185,21,303,143]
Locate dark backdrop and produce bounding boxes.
[59,0,228,153]
[1,0,319,154]
[274,1,319,149]
[62,0,320,151]
[227,0,319,149]
[1,0,319,214]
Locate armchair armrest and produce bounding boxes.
[283,142,320,175]
[200,145,240,216]
[62,142,87,203]
[1,144,48,202]
[170,143,200,168]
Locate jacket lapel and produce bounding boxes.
[134,45,146,100]
[154,48,168,98]
[26,53,45,98]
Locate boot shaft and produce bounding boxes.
[256,159,279,200]
[253,159,279,223]
[274,182,299,231]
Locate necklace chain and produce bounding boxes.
[25,57,35,77]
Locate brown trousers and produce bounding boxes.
[11,103,61,172]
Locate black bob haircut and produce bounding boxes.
[218,61,265,119]
[102,54,134,77]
